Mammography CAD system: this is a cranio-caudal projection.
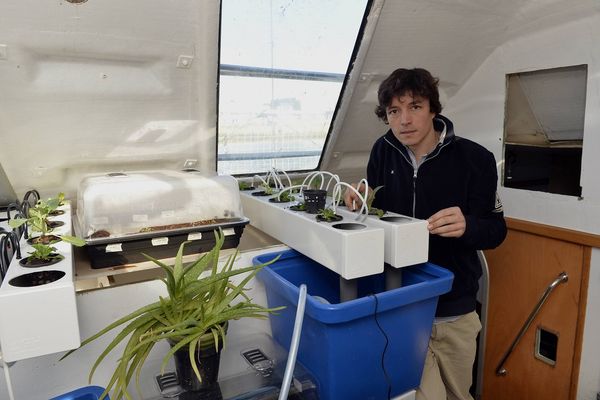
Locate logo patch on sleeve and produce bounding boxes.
[494,191,504,213]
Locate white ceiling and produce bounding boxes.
[362,0,600,95]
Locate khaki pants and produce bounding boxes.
[416,311,482,400]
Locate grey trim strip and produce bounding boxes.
[220,64,345,82]
[218,151,320,161]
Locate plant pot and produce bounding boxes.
[170,334,224,392]
[178,384,223,400]
[303,189,326,214]
[28,235,61,245]
[19,254,64,268]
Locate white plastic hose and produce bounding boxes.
[271,167,292,188]
[332,180,369,219]
[278,283,307,400]
[253,174,268,188]
[301,171,340,191]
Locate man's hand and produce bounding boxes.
[343,182,369,211]
[427,206,466,238]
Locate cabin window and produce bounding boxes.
[503,65,586,197]
[217,0,370,175]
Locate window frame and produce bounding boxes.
[216,0,374,177]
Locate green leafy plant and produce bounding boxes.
[259,183,274,195]
[57,192,66,206]
[317,207,340,222]
[237,181,253,190]
[277,191,295,202]
[27,243,61,262]
[366,186,386,218]
[8,195,85,246]
[61,230,283,400]
[288,202,306,212]
[10,198,58,236]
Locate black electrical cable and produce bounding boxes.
[372,294,392,400]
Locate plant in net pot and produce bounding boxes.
[61,229,283,400]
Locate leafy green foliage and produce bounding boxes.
[317,207,338,221]
[278,191,295,202]
[61,230,283,400]
[9,205,53,236]
[28,244,60,262]
[238,181,252,190]
[59,235,86,247]
[259,183,274,195]
[291,202,306,211]
[56,192,66,206]
[366,186,386,218]
[8,193,85,246]
[369,207,386,218]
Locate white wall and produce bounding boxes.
[444,14,600,399]
[0,0,220,200]
[446,14,600,234]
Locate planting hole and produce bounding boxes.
[380,216,412,223]
[332,223,365,230]
[9,270,66,287]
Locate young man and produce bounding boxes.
[344,68,507,400]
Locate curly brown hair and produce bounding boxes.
[374,68,442,123]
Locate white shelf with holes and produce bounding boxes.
[335,207,429,269]
[0,201,80,362]
[240,191,384,280]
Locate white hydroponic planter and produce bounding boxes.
[335,207,429,269]
[0,201,80,362]
[240,191,384,280]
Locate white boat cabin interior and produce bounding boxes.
[1,0,600,399]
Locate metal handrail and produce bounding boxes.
[495,271,568,376]
[475,250,489,399]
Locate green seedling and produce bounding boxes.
[28,244,61,262]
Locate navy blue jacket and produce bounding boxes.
[368,115,507,317]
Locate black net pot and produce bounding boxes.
[171,337,224,392]
[303,189,326,214]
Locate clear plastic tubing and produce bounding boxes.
[278,283,307,400]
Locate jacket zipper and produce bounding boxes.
[384,135,453,218]
[412,168,417,217]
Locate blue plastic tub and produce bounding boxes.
[254,249,453,400]
[50,386,109,400]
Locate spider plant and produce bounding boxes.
[61,229,282,400]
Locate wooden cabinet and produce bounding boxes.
[482,218,595,400]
